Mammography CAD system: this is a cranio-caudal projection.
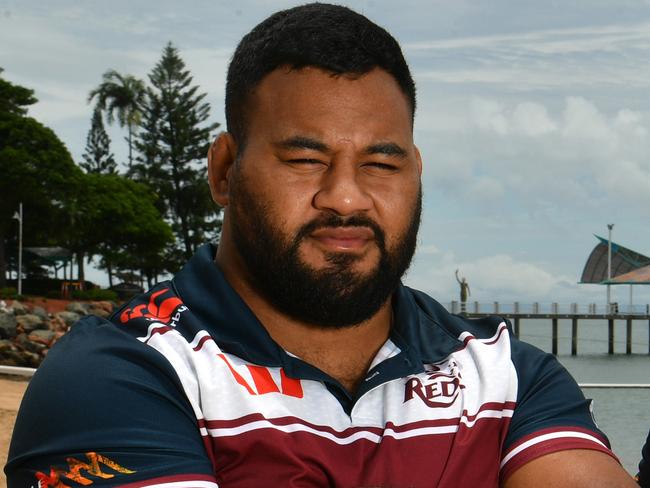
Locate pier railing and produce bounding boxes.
[445,301,650,316]
[444,301,650,356]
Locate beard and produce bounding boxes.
[228,171,422,329]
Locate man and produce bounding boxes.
[5,4,637,487]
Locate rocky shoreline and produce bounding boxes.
[0,299,116,368]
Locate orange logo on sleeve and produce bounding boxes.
[120,288,184,324]
[35,452,136,487]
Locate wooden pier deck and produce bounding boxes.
[447,301,650,356]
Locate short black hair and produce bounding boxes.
[225,3,416,146]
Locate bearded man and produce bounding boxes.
[6,4,637,487]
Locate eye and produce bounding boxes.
[362,162,399,174]
[287,158,323,165]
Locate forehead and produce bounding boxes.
[245,67,413,144]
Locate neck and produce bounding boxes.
[215,242,393,394]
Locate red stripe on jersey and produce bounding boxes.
[500,434,616,482]
[217,354,255,395]
[200,400,516,438]
[280,368,304,398]
[247,365,280,394]
[193,334,213,352]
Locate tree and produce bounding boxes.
[133,43,221,267]
[0,70,83,287]
[80,108,117,174]
[69,173,173,286]
[0,68,37,116]
[88,70,146,170]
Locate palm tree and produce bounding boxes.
[88,70,146,170]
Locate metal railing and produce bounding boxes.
[447,301,650,316]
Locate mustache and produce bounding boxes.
[294,214,386,249]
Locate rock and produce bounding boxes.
[56,311,81,327]
[28,329,56,346]
[93,301,116,313]
[0,311,17,339]
[32,305,49,321]
[49,316,68,332]
[87,305,110,318]
[10,300,27,316]
[0,339,15,354]
[66,302,89,315]
[16,313,47,333]
[16,333,45,354]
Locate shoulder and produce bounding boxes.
[7,305,212,486]
[404,285,509,340]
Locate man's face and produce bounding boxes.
[225,67,422,328]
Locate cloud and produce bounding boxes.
[405,251,576,303]
[409,22,650,90]
[416,95,650,212]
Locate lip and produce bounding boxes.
[309,226,375,250]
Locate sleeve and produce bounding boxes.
[638,429,650,487]
[500,335,617,482]
[4,315,218,488]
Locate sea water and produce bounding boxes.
[517,318,650,475]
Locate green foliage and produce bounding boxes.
[133,43,221,268]
[68,173,173,266]
[88,70,146,169]
[0,105,83,241]
[80,108,117,174]
[0,287,17,299]
[71,288,118,302]
[0,67,37,116]
[0,70,83,286]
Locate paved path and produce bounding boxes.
[0,377,29,488]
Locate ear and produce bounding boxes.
[414,145,423,176]
[208,132,238,206]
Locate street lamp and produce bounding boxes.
[12,202,23,296]
[606,223,614,314]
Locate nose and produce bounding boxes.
[312,161,373,216]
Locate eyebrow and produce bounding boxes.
[365,142,407,158]
[275,136,328,152]
[276,136,408,158]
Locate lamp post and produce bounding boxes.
[12,202,23,296]
[606,223,614,314]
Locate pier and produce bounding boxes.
[447,301,650,356]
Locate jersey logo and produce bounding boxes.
[218,354,303,398]
[34,452,136,487]
[403,358,465,408]
[120,288,185,325]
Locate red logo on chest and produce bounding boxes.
[403,359,465,408]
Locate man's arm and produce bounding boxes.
[500,332,634,487]
[504,449,638,488]
[5,315,217,487]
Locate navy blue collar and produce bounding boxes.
[172,244,464,404]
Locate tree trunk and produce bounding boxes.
[77,252,85,288]
[128,124,133,170]
[107,262,114,288]
[0,234,6,288]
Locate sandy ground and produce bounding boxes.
[0,376,29,488]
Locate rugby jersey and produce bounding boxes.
[6,243,615,488]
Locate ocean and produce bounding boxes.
[517,318,650,475]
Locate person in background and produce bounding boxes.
[638,430,650,486]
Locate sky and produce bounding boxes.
[1,0,650,308]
